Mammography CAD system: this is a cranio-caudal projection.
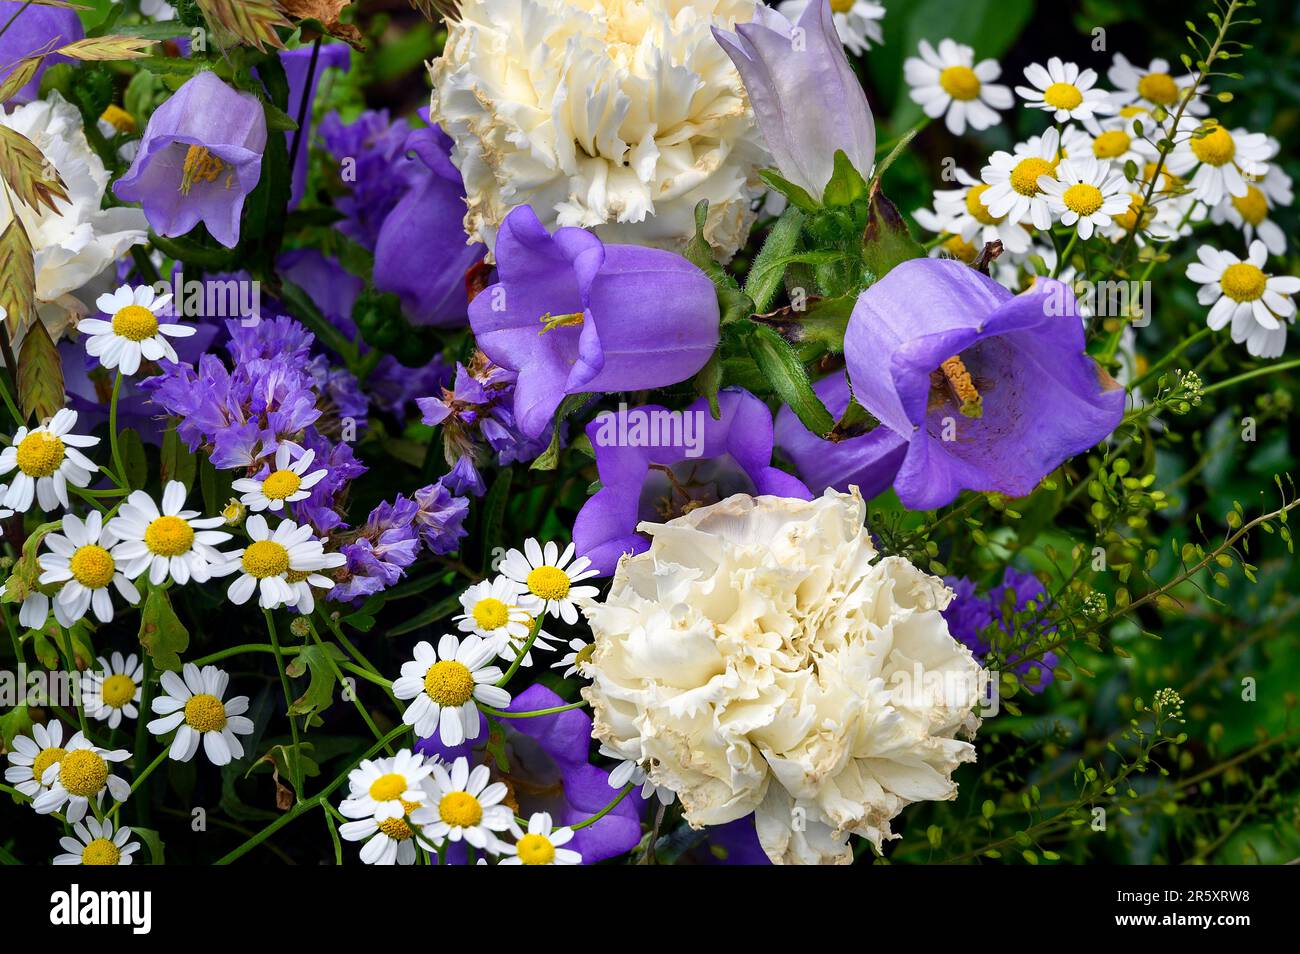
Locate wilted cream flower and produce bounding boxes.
[0,92,147,345]
[430,0,768,258]
[582,489,985,865]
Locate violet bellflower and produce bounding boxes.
[372,121,486,327]
[0,0,83,103]
[573,388,811,576]
[942,567,1058,693]
[843,258,1125,510]
[713,0,876,202]
[470,205,721,441]
[114,71,268,248]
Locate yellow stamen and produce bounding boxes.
[241,540,290,579]
[1010,156,1056,196]
[111,305,159,342]
[516,833,557,865]
[423,660,476,706]
[59,749,108,798]
[940,355,982,418]
[964,184,1003,225]
[526,565,571,601]
[1137,72,1179,105]
[70,545,116,589]
[1062,182,1104,216]
[145,515,195,557]
[1190,123,1235,167]
[1220,263,1267,302]
[1042,82,1083,110]
[538,311,584,334]
[100,104,136,134]
[101,674,136,708]
[15,432,65,477]
[939,65,981,102]
[1092,130,1130,159]
[261,469,302,500]
[180,145,225,195]
[1231,186,1268,226]
[472,597,510,631]
[439,791,483,828]
[183,694,228,732]
[81,838,121,865]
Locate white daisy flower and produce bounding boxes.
[1015,57,1115,130]
[146,663,254,766]
[231,443,328,513]
[600,743,675,805]
[83,652,145,729]
[980,126,1062,231]
[1209,161,1292,255]
[79,283,195,375]
[409,756,514,852]
[498,811,582,866]
[1036,156,1131,239]
[0,409,100,513]
[1083,114,1159,169]
[0,583,51,629]
[339,750,435,823]
[552,638,594,678]
[38,511,140,626]
[499,539,600,625]
[53,816,140,866]
[393,634,510,746]
[3,720,67,798]
[1186,241,1300,359]
[338,809,428,865]
[1166,118,1275,206]
[107,481,232,586]
[904,38,1012,136]
[913,167,1034,255]
[778,0,884,56]
[31,731,130,823]
[222,514,345,610]
[1106,53,1206,115]
[454,576,553,666]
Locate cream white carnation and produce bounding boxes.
[581,489,985,865]
[430,0,768,258]
[0,92,148,344]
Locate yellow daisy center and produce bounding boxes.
[829,0,855,11]
[472,597,510,631]
[1010,156,1056,196]
[1231,186,1268,226]
[242,540,290,578]
[423,660,476,706]
[70,545,116,590]
[438,791,483,828]
[111,305,159,342]
[526,565,571,601]
[368,773,408,802]
[1191,124,1235,166]
[1062,183,1105,216]
[964,183,1004,225]
[101,674,137,708]
[81,837,122,866]
[1092,130,1131,159]
[1042,82,1083,110]
[1137,72,1179,105]
[99,104,136,134]
[1114,192,1146,231]
[15,432,65,478]
[145,515,195,557]
[180,144,224,195]
[261,469,302,500]
[942,234,978,263]
[1220,263,1267,302]
[32,746,66,784]
[939,65,981,101]
[377,816,413,840]
[183,693,228,732]
[1120,104,1148,118]
[516,833,557,865]
[573,642,597,668]
[59,749,108,798]
[286,568,311,583]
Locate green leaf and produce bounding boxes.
[531,393,590,472]
[480,467,513,573]
[822,149,868,208]
[132,827,166,865]
[16,317,62,423]
[744,206,805,312]
[694,350,723,419]
[759,169,819,212]
[199,456,233,516]
[160,422,197,492]
[285,643,347,720]
[0,704,33,750]
[118,427,148,491]
[138,587,189,672]
[743,323,834,436]
[861,182,924,282]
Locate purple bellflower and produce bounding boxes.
[114,71,268,249]
[843,258,1126,510]
[470,205,721,441]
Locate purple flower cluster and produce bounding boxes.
[318,109,414,251]
[416,356,550,497]
[330,482,469,602]
[943,567,1059,693]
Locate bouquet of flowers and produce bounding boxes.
[0,0,1296,870]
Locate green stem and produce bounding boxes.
[264,609,303,802]
[495,617,543,687]
[1130,327,1212,392]
[106,747,169,819]
[190,642,303,666]
[1202,358,1300,396]
[572,783,635,830]
[108,372,128,487]
[480,700,588,719]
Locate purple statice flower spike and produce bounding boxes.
[713,0,876,201]
[573,388,811,576]
[0,1,83,103]
[844,258,1125,511]
[373,124,486,327]
[442,454,486,498]
[319,109,413,250]
[412,482,469,555]
[470,205,721,441]
[330,495,422,601]
[279,43,351,209]
[775,373,909,497]
[114,71,268,248]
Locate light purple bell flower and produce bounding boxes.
[114,71,268,249]
[469,205,721,440]
[844,258,1126,510]
[713,0,876,201]
[573,388,811,576]
[0,1,82,103]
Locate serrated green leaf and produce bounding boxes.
[139,587,189,672]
